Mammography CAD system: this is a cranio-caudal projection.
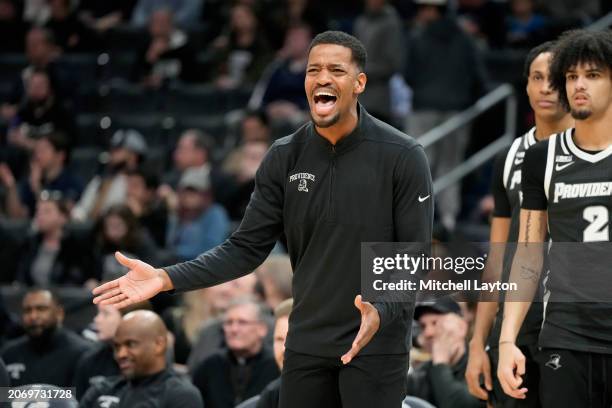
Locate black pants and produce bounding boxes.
[538,348,612,408]
[279,349,408,408]
[489,343,541,408]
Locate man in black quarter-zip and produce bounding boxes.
[93,30,433,408]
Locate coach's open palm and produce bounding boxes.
[92,252,167,308]
[341,295,380,365]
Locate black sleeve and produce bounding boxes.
[429,364,485,408]
[374,145,433,328]
[164,145,284,292]
[164,382,204,408]
[521,140,548,211]
[491,149,511,218]
[79,382,106,407]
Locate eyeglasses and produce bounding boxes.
[222,319,260,328]
[39,189,64,202]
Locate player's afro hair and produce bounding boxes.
[550,29,612,111]
[308,31,367,72]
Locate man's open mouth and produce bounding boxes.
[313,92,337,116]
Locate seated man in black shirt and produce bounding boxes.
[1,288,91,386]
[192,297,279,408]
[80,310,202,407]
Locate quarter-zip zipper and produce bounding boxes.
[329,145,336,220]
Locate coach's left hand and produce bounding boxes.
[341,295,380,365]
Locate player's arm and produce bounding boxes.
[467,151,510,400]
[497,141,549,399]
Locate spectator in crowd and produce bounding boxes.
[212,3,272,89]
[506,0,548,48]
[221,140,269,221]
[131,8,196,88]
[265,0,327,50]
[131,0,203,29]
[77,0,136,33]
[80,310,203,407]
[255,298,293,408]
[92,204,159,283]
[44,0,97,52]
[354,0,404,124]
[73,301,152,399]
[7,69,76,153]
[257,23,312,123]
[1,27,63,119]
[456,0,507,48]
[0,0,28,52]
[1,289,91,387]
[16,193,91,286]
[255,254,292,310]
[23,0,50,25]
[406,298,484,408]
[167,166,230,261]
[73,129,147,221]
[160,129,227,200]
[192,297,279,408]
[13,132,82,218]
[405,0,488,231]
[186,273,262,372]
[535,0,600,24]
[126,168,168,248]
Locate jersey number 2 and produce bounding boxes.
[583,206,610,242]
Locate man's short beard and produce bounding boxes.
[312,112,340,128]
[571,108,592,120]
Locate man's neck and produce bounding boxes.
[574,107,612,150]
[534,114,573,141]
[315,106,359,145]
[232,345,261,360]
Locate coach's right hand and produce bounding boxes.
[497,342,528,399]
[92,252,174,308]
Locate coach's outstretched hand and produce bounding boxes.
[341,295,380,365]
[92,252,174,308]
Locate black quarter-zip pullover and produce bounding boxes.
[166,106,433,357]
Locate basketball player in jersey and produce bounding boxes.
[497,29,612,407]
[466,41,573,407]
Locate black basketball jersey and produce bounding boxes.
[489,128,543,347]
[540,128,612,353]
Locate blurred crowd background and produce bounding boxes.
[0,0,610,407]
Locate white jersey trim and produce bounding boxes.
[504,137,524,190]
[544,133,557,201]
[565,128,612,163]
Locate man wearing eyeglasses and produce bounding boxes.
[191,297,279,408]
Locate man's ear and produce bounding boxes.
[355,72,367,95]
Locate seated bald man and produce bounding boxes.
[80,310,203,407]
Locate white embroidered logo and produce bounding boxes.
[289,172,315,193]
[545,354,562,370]
[98,395,120,408]
[6,363,25,380]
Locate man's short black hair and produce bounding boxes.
[523,41,556,80]
[127,167,160,190]
[39,132,70,159]
[24,288,63,308]
[308,31,367,72]
[550,29,612,111]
